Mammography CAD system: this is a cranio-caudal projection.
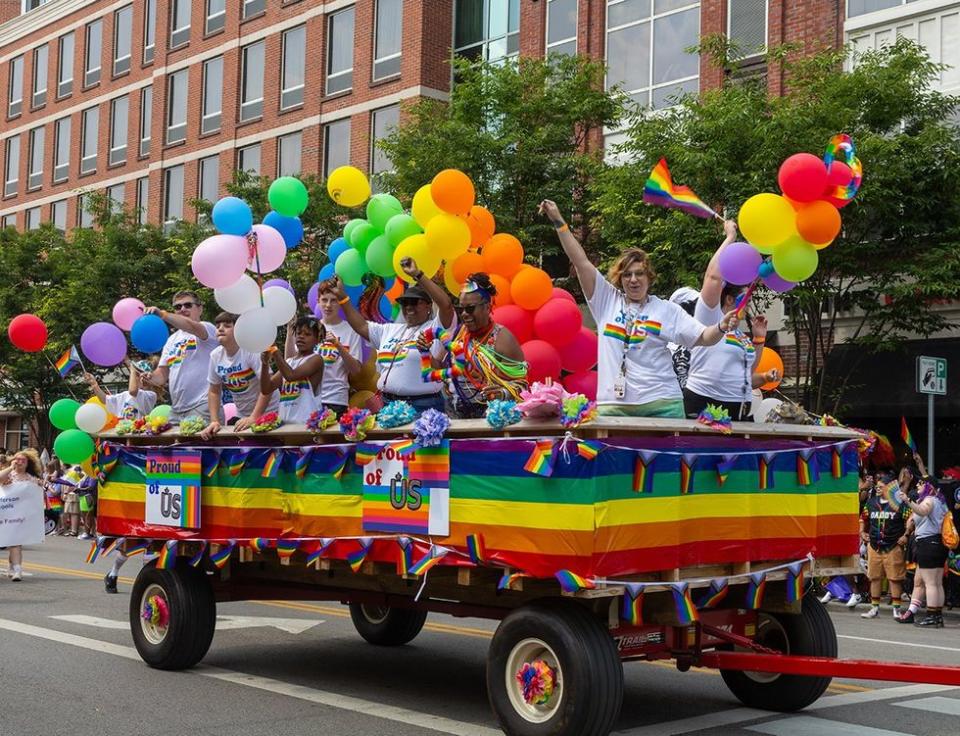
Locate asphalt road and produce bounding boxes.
[1,537,959,736]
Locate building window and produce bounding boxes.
[277,132,302,177]
[170,0,191,49]
[454,0,520,63]
[57,32,74,98]
[144,0,156,63]
[139,86,152,157]
[237,144,261,175]
[24,0,52,11]
[323,119,350,178]
[202,56,223,133]
[281,26,305,110]
[77,193,94,228]
[166,70,188,144]
[1,214,15,229]
[110,95,129,166]
[4,136,20,196]
[847,0,903,18]
[136,176,149,224]
[243,0,266,19]
[85,19,102,87]
[163,164,184,225]
[8,55,23,117]
[53,116,70,182]
[27,126,43,190]
[51,199,67,231]
[240,41,264,121]
[114,5,133,76]
[605,0,700,111]
[374,0,402,80]
[326,7,355,95]
[370,105,399,180]
[32,44,48,108]
[206,0,225,34]
[81,106,99,174]
[108,183,125,211]
[198,154,219,210]
[728,0,767,59]
[26,206,41,230]
[546,0,578,56]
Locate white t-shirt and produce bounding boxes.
[160,323,218,414]
[686,300,756,403]
[319,320,365,407]
[106,390,157,420]
[368,316,448,397]
[586,269,704,405]
[207,345,279,418]
[279,354,321,423]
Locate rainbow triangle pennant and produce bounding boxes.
[830,447,844,480]
[795,452,813,486]
[696,578,730,609]
[785,562,805,604]
[622,583,644,626]
[156,540,177,570]
[524,439,556,477]
[466,533,486,565]
[248,537,269,554]
[497,571,529,591]
[408,545,450,576]
[331,451,349,480]
[716,455,737,487]
[228,450,250,477]
[396,537,413,575]
[85,537,104,564]
[390,437,417,457]
[758,453,776,490]
[102,537,123,557]
[680,454,696,494]
[354,443,380,467]
[643,158,719,220]
[209,541,235,569]
[276,539,299,560]
[347,537,374,572]
[554,569,595,593]
[122,539,152,557]
[187,541,207,568]
[744,572,768,610]
[261,450,282,479]
[633,450,658,493]
[202,450,221,479]
[577,440,602,461]
[304,538,335,568]
[900,416,917,452]
[295,448,314,479]
[671,583,699,624]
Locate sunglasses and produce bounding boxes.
[172,301,199,311]
[456,303,487,315]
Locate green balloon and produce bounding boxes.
[54,429,95,464]
[772,236,819,283]
[385,214,423,248]
[268,177,309,217]
[366,194,404,232]
[335,249,367,287]
[150,404,172,419]
[350,222,379,254]
[365,235,395,277]
[49,398,81,431]
[343,218,366,246]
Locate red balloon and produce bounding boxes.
[823,194,853,210]
[557,327,598,373]
[533,299,582,348]
[826,161,853,188]
[493,304,534,344]
[778,153,828,203]
[550,287,576,304]
[522,340,561,383]
[7,313,48,352]
[562,370,598,401]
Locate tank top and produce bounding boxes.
[278,355,320,424]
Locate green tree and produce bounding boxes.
[591,38,960,414]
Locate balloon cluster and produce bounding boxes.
[730,135,863,289]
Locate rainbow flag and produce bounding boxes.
[523,439,556,477]
[304,538,334,568]
[671,583,699,624]
[355,443,380,467]
[391,438,417,457]
[716,455,737,487]
[633,453,656,493]
[188,541,207,568]
[466,533,486,565]
[261,450,281,479]
[202,450,221,479]
[796,452,812,486]
[209,541,235,569]
[55,345,81,378]
[248,537,268,553]
[577,440,601,460]
[295,448,314,479]
[744,573,768,610]
[331,452,349,480]
[46,494,63,512]
[155,540,177,570]
[758,455,774,490]
[101,537,122,557]
[696,579,729,609]
[643,158,718,219]
[622,584,644,626]
[181,484,201,529]
[85,539,103,564]
[98,445,119,479]
[785,562,804,604]
[900,416,917,452]
[831,448,843,480]
[408,545,449,576]
[396,537,413,575]
[122,539,152,557]
[497,571,528,591]
[347,538,374,573]
[228,450,249,477]
[554,569,595,593]
[680,455,695,494]
[276,539,299,560]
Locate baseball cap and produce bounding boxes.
[669,287,699,305]
[397,286,432,303]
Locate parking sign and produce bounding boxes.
[917,356,947,395]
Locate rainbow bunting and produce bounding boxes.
[202,450,221,478]
[295,448,314,479]
[122,539,151,557]
[524,439,556,477]
[101,537,123,557]
[347,538,374,572]
[643,158,719,220]
[716,455,737,487]
[466,533,486,565]
[391,438,417,457]
[785,562,805,604]
[228,450,249,476]
[331,452,348,480]
[55,345,82,378]
[354,443,380,466]
[408,545,449,576]
[85,539,103,564]
[831,447,845,480]
[900,416,917,452]
[697,579,729,609]
[622,584,644,626]
[396,537,413,575]
[248,538,268,553]
[497,571,529,591]
[155,540,177,570]
[209,541,235,569]
[671,583,700,624]
[744,572,768,610]
[188,541,207,568]
[758,454,775,490]
[304,538,334,568]
[554,569,596,593]
[796,452,812,486]
[680,454,696,494]
[276,539,299,560]
[577,440,601,461]
[261,450,281,478]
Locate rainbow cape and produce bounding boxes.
[643,158,718,219]
[900,417,917,452]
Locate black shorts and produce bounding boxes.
[915,535,949,569]
[683,388,750,421]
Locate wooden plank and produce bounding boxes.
[457,568,472,586]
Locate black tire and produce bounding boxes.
[720,594,837,711]
[129,561,216,670]
[486,599,623,736]
[348,603,428,646]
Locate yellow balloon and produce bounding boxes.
[442,262,462,294]
[412,185,443,229]
[425,213,471,261]
[86,396,105,407]
[738,193,797,250]
[326,166,371,208]
[393,234,441,284]
[349,355,378,389]
[349,390,376,409]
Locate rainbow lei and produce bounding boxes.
[339,407,376,442]
[696,404,733,434]
[516,660,556,706]
[251,411,282,433]
[377,401,417,429]
[178,415,206,436]
[560,394,597,429]
[306,408,338,431]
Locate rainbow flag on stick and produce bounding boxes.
[643,158,720,220]
[55,345,82,378]
[524,439,556,477]
[900,417,917,453]
[622,584,644,626]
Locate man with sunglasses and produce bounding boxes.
[143,290,218,422]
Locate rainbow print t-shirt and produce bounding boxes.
[207,345,278,418]
[686,300,757,403]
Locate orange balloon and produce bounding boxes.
[756,347,785,391]
[795,200,840,246]
[463,206,495,248]
[451,251,484,283]
[431,169,475,215]
[482,233,524,278]
[510,267,552,311]
[489,274,513,308]
[385,278,404,302]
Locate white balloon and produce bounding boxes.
[262,286,298,326]
[215,275,262,314]
[75,403,108,434]
[758,398,783,423]
[234,307,278,353]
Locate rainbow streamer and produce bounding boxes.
[354,443,380,466]
[408,545,449,576]
[248,537,268,554]
[391,438,417,457]
[796,452,812,486]
[101,537,123,557]
[228,450,249,477]
[85,539,103,564]
[671,583,700,624]
[466,533,486,565]
[261,450,281,479]
[397,537,413,575]
[55,345,82,377]
[155,540,177,570]
[900,416,917,452]
[622,584,644,626]
[209,541,235,569]
[347,538,374,573]
[577,440,601,461]
[498,571,529,591]
[187,542,207,568]
[295,448,314,479]
[680,455,695,494]
[202,450,221,478]
[785,562,804,604]
[554,569,596,593]
[524,439,556,477]
[831,448,843,479]
[716,455,737,487]
[643,158,718,219]
[276,539,299,560]
[697,579,729,609]
[744,573,768,610]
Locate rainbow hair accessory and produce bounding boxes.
[671,583,699,624]
[554,569,595,593]
[524,439,556,477]
[744,573,768,610]
[622,584,644,626]
[643,158,719,219]
[697,579,729,609]
[347,538,374,573]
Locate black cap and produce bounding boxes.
[397,286,432,303]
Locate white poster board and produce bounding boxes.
[0,480,45,547]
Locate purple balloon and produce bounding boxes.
[307,282,320,312]
[263,278,294,295]
[762,272,797,293]
[80,321,127,367]
[718,241,763,286]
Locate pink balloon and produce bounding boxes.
[248,224,286,274]
[192,234,249,289]
[223,403,238,422]
[522,339,561,383]
[550,287,577,304]
[557,327,598,374]
[112,297,145,331]
[563,370,598,401]
[533,299,582,347]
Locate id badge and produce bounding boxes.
[613,372,626,399]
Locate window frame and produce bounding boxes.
[239,40,265,122]
[369,104,399,179]
[108,183,125,212]
[280,25,306,110]
[84,19,102,88]
[80,105,99,175]
[139,85,153,157]
[77,193,94,228]
[453,0,521,63]
[242,0,266,19]
[109,95,129,166]
[237,143,261,175]
[53,116,70,183]
[163,164,185,225]
[4,135,20,196]
[277,131,302,177]
[326,7,355,95]
[32,44,48,108]
[726,0,768,60]
[113,5,133,76]
[8,55,23,117]
[26,206,41,230]
[545,0,578,57]
[166,69,188,144]
[57,32,74,98]
[373,0,403,81]
[27,125,44,191]
[143,0,156,64]
[169,0,191,50]
[136,175,149,224]
[201,56,223,134]
[323,118,350,179]
[51,198,67,231]
[205,0,226,35]
[197,154,219,220]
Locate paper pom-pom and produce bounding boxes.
[178,416,205,436]
[115,419,136,436]
[516,660,556,706]
[377,401,417,429]
[696,404,732,434]
[339,407,376,442]
[306,408,338,431]
[145,414,171,435]
[517,380,571,418]
[486,400,522,429]
[251,411,282,433]
[413,408,449,447]
[560,394,597,429]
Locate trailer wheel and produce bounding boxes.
[130,561,216,670]
[486,600,623,736]
[720,595,837,711]
[348,603,428,646]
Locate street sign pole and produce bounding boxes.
[928,392,934,473]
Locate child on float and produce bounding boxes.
[84,357,160,421]
[314,280,364,417]
[261,316,326,424]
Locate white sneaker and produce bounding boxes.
[819,591,833,604]
[845,593,862,608]
[893,608,903,619]
[861,606,879,619]
[77,532,92,540]
[10,566,22,582]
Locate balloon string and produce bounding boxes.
[249,231,265,308]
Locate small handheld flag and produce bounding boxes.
[900,416,917,453]
[643,158,720,220]
[55,345,82,378]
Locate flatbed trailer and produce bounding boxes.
[95,417,960,736]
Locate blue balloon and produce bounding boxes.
[211,197,253,236]
[345,283,364,304]
[263,210,304,249]
[327,237,350,264]
[758,260,775,278]
[318,262,336,282]
[378,295,392,320]
[382,276,396,290]
[130,315,169,354]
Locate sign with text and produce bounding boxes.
[145,451,202,529]
[361,441,450,536]
[917,356,947,395]
[0,480,44,547]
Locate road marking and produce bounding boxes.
[51,614,321,634]
[0,566,34,577]
[838,634,960,654]
[746,716,913,736]
[0,617,501,736]
[894,695,960,715]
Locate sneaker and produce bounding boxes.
[897,610,916,624]
[845,593,862,608]
[10,566,22,582]
[893,608,903,619]
[914,613,944,628]
[77,533,92,540]
[104,574,117,594]
[819,591,833,604]
[861,606,879,619]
